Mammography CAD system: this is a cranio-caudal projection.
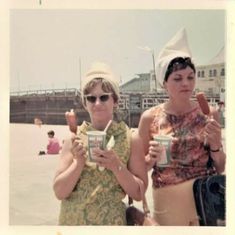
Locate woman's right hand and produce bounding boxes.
[53,136,87,200]
[70,137,86,164]
[148,140,164,164]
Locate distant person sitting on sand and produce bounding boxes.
[47,130,61,154]
[34,117,43,127]
[34,117,46,155]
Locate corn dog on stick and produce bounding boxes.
[65,109,78,134]
[65,109,92,168]
[196,92,211,147]
[196,92,210,116]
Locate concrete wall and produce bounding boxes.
[10,94,131,126]
[10,95,87,125]
[10,91,221,127]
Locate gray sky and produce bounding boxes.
[10,9,225,92]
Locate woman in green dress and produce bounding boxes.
[53,62,148,225]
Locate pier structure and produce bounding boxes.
[10,88,220,127]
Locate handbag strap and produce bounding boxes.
[204,144,213,169]
[128,194,150,216]
[204,144,218,173]
[128,196,133,205]
[142,195,151,216]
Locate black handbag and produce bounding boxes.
[193,174,225,226]
[193,146,226,226]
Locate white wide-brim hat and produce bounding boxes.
[81,62,120,100]
[156,28,193,87]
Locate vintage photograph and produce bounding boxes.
[9,8,226,227]
[1,1,235,235]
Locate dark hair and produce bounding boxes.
[164,57,196,82]
[47,130,55,136]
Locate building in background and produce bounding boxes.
[120,46,225,104]
[195,47,225,103]
[120,73,150,92]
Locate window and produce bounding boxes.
[201,71,205,78]
[213,69,217,77]
[221,68,225,76]
[197,71,201,77]
[209,70,212,77]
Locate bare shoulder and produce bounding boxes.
[140,106,156,121]
[138,106,159,145]
[139,106,158,132]
[130,130,142,145]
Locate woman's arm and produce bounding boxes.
[210,150,226,174]
[113,131,148,201]
[53,137,86,200]
[206,107,226,173]
[138,109,159,170]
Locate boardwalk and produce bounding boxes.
[9,123,225,225]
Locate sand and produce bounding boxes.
[9,123,69,225]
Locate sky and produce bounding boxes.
[10,9,225,92]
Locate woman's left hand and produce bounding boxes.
[204,118,222,150]
[92,148,121,172]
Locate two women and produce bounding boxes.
[53,29,225,226]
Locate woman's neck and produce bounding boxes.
[91,118,113,131]
[164,99,196,115]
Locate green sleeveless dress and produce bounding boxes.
[59,121,130,225]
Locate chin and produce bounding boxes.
[181,90,192,95]
[179,93,192,99]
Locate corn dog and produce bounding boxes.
[196,92,210,115]
[196,92,212,147]
[65,109,77,134]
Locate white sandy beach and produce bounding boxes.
[9,123,70,225]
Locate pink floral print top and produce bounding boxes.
[149,104,216,188]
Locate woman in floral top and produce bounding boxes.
[53,62,147,225]
[138,28,225,225]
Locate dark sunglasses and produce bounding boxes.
[85,93,112,103]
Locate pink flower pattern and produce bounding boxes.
[149,105,216,188]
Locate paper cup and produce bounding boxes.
[87,131,106,162]
[154,135,171,167]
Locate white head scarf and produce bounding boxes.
[156,28,193,87]
[81,62,119,101]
